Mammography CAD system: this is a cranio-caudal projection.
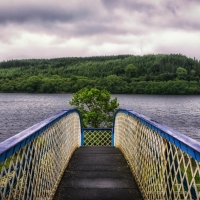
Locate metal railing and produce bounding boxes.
[114,109,200,200]
[81,128,113,146]
[1,108,200,200]
[0,109,81,200]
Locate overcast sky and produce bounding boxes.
[0,0,200,61]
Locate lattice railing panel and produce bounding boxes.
[0,110,81,200]
[114,110,200,200]
[82,129,113,146]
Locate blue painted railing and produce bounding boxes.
[114,109,200,199]
[1,108,200,199]
[0,109,81,200]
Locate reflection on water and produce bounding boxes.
[0,93,200,143]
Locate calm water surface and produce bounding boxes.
[0,93,200,143]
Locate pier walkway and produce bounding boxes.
[54,147,143,200]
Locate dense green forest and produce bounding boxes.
[0,54,200,94]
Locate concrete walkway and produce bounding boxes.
[54,147,143,200]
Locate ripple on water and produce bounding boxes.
[0,93,200,143]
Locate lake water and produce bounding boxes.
[0,93,200,143]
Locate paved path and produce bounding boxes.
[54,147,143,200]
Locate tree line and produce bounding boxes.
[0,54,200,94]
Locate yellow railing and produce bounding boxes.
[0,110,81,200]
[114,109,200,200]
[81,128,113,146]
[1,108,200,200]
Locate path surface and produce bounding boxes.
[54,147,143,200]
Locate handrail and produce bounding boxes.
[114,109,200,200]
[1,107,200,200]
[0,109,81,200]
[114,109,200,160]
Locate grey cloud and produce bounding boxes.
[171,20,200,31]
[100,0,121,9]
[72,19,132,37]
[0,0,200,61]
[184,0,200,3]
[0,2,118,37]
[165,2,179,15]
[101,0,155,12]
[0,5,90,25]
[136,1,200,32]
[45,23,127,40]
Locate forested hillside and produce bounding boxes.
[0,54,200,94]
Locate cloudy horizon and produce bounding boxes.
[0,0,200,61]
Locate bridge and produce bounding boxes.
[0,109,200,199]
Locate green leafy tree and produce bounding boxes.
[176,67,188,80]
[104,75,127,93]
[26,76,43,92]
[69,88,119,128]
[125,64,138,77]
[1,54,200,94]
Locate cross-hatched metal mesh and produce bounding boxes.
[114,112,200,200]
[0,112,81,200]
[83,129,112,146]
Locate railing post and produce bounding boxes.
[111,128,114,146]
[81,129,84,146]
